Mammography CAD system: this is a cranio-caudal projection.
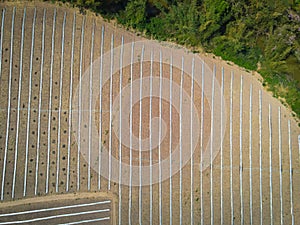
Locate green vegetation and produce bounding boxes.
[57,0,300,117]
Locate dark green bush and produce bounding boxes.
[212,36,261,70]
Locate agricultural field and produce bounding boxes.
[0,1,299,224]
[0,192,113,224]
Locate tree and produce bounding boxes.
[147,0,200,46]
[121,0,147,29]
[199,0,232,43]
